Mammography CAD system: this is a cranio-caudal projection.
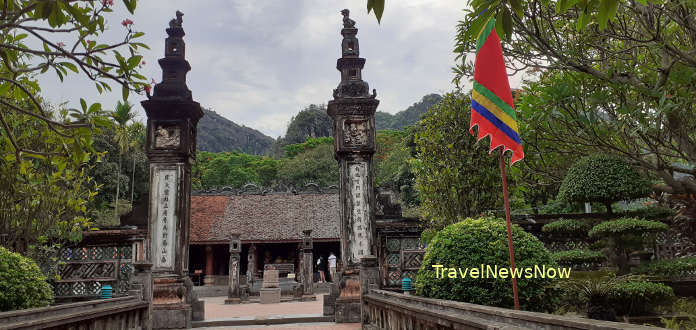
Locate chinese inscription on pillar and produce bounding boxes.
[349,162,370,262]
[154,168,178,269]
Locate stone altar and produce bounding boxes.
[141,10,204,329]
[327,9,380,323]
[260,269,281,304]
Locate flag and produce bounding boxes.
[470,18,524,165]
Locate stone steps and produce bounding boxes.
[191,314,334,328]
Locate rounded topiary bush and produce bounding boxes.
[551,249,605,267]
[609,281,674,316]
[542,219,592,237]
[557,155,652,214]
[0,247,54,311]
[415,217,559,311]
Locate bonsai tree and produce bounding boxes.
[588,217,668,274]
[557,155,652,214]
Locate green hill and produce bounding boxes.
[196,108,275,155]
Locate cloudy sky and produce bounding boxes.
[38,0,476,138]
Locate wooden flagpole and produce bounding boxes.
[499,148,520,310]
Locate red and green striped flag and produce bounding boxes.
[470,18,524,165]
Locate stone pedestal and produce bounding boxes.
[152,276,191,329]
[360,255,379,324]
[260,288,281,304]
[323,283,339,316]
[327,9,379,323]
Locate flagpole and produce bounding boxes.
[499,148,520,310]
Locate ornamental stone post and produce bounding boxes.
[301,230,316,301]
[327,9,379,323]
[141,10,203,329]
[225,234,242,304]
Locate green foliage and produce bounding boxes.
[542,219,591,236]
[413,92,502,228]
[0,247,54,311]
[194,151,280,189]
[588,218,669,238]
[610,281,674,316]
[284,137,333,158]
[415,217,558,311]
[283,104,332,145]
[634,257,696,279]
[559,277,674,318]
[629,206,676,221]
[551,249,605,267]
[1,108,97,252]
[589,217,668,274]
[661,298,696,330]
[375,94,442,130]
[558,155,652,213]
[277,143,338,187]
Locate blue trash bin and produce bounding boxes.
[101,284,113,299]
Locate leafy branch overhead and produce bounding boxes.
[0,0,149,161]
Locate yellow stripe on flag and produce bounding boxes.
[472,89,519,134]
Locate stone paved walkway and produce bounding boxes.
[196,323,360,329]
[199,294,360,329]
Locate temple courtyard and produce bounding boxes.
[194,294,359,329]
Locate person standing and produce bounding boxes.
[328,252,337,283]
[316,256,325,283]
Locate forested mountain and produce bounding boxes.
[196,108,275,155]
[375,93,442,130]
[196,93,441,156]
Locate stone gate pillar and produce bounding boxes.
[301,230,315,300]
[326,9,379,323]
[141,10,203,329]
[225,234,241,304]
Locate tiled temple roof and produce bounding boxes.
[190,193,340,243]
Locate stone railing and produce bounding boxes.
[0,296,149,329]
[362,289,660,330]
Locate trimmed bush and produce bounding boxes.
[551,249,605,267]
[589,218,668,274]
[557,155,652,214]
[415,217,559,312]
[634,257,696,279]
[0,247,54,311]
[542,219,591,237]
[609,281,674,316]
[629,206,676,221]
[588,218,669,238]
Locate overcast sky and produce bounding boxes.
[38,0,477,138]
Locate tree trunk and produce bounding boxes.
[605,201,613,215]
[115,153,121,221]
[130,155,136,206]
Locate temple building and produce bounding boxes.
[186,185,425,289]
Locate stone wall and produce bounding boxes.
[0,296,148,329]
[362,289,661,330]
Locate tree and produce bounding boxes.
[277,143,338,188]
[1,0,149,161]
[0,0,149,250]
[452,1,696,195]
[588,217,668,274]
[412,92,502,229]
[558,155,652,214]
[127,121,145,205]
[110,100,136,219]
